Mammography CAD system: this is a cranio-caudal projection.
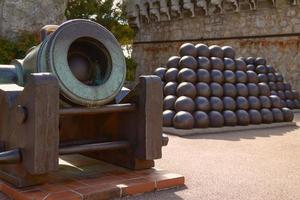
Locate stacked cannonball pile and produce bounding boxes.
[154,43,295,129]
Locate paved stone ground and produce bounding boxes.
[124,113,300,200]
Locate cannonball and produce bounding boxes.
[223,96,236,111]
[164,82,178,96]
[281,99,287,107]
[235,59,247,71]
[163,110,175,127]
[223,83,237,98]
[276,82,285,91]
[294,99,300,108]
[268,82,277,91]
[210,96,223,112]
[173,111,194,129]
[236,96,249,110]
[261,108,274,123]
[163,95,177,110]
[245,57,255,65]
[208,111,224,127]
[270,90,278,96]
[258,74,268,83]
[271,108,284,122]
[209,45,224,58]
[166,56,180,68]
[270,95,283,108]
[258,83,270,96]
[237,57,246,62]
[255,57,267,66]
[285,90,294,100]
[222,46,236,59]
[153,67,167,80]
[211,69,224,83]
[194,111,209,128]
[177,82,197,98]
[236,71,248,83]
[224,58,236,71]
[174,96,195,112]
[284,83,292,91]
[223,110,237,126]
[277,90,285,100]
[196,82,211,97]
[247,64,255,71]
[210,82,223,97]
[281,107,294,122]
[195,43,210,57]
[194,96,210,111]
[197,69,210,83]
[266,65,275,73]
[211,57,224,71]
[236,83,248,97]
[179,43,197,57]
[236,109,250,125]
[248,96,261,110]
[197,56,211,70]
[177,68,197,83]
[267,73,276,82]
[286,99,295,109]
[224,70,236,83]
[165,68,179,82]
[247,83,259,96]
[179,56,198,70]
[259,96,271,108]
[292,90,300,99]
[248,109,262,124]
[246,71,258,83]
[275,73,284,82]
[255,65,267,74]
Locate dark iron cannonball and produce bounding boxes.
[174,96,195,112]
[271,91,278,96]
[281,99,287,107]
[211,69,224,83]
[177,82,197,98]
[194,111,209,128]
[260,108,274,123]
[166,56,180,68]
[255,65,267,74]
[165,68,179,82]
[292,90,300,99]
[294,99,300,109]
[272,108,284,122]
[209,45,224,58]
[281,107,294,122]
[248,109,262,124]
[247,83,259,96]
[224,58,236,71]
[267,73,276,82]
[196,82,211,97]
[285,90,294,100]
[208,111,224,127]
[275,73,284,82]
[246,71,258,83]
[255,57,267,66]
[179,56,198,70]
[276,82,285,91]
[235,59,247,71]
[163,95,177,110]
[211,57,224,71]
[236,83,248,97]
[268,82,277,91]
[258,83,270,96]
[245,57,255,65]
[177,68,197,83]
[210,82,223,97]
[195,43,210,57]
[223,96,236,111]
[223,110,237,126]
[286,99,295,109]
[269,95,282,108]
[284,83,292,91]
[236,71,248,83]
[164,81,178,96]
[248,96,261,110]
[179,43,197,57]
[223,83,237,98]
[197,69,210,83]
[210,96,223,112]
[194,96,210,111]
[173,111,194,129]
[237,57,246,62]
[222,46,236,59]
[236,96,249,110]
[153,67,167,80]
[258,74,268,83]
[266,65,275,73]
[197,56,211,70]
[236,109,250,125]
[259,96,272,108]
[247,64,255,71]
[163,110,175,127]
[224,70,236,83]
[277,90,285,100]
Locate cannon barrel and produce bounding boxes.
[0,19,126,106]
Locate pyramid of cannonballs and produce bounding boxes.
[154,43,296,129]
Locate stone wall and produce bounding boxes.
[0,0,68,39]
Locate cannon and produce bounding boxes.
[0,19,167,187]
